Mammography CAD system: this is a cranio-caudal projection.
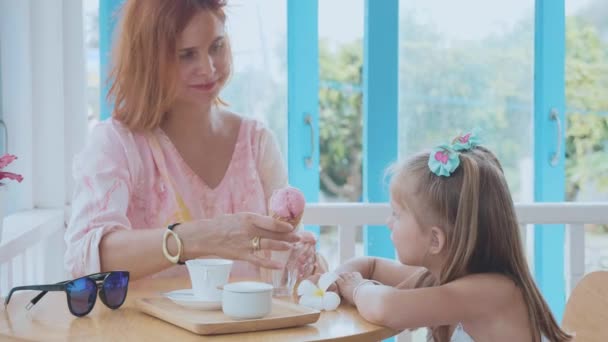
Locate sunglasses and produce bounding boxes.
[4,271,130,317]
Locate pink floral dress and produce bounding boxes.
[65,118,287,279]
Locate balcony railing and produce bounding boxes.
[1,202,607,341]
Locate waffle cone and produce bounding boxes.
[270,210,302,231]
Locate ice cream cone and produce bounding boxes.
[270,210,303,230]
[269,186,306,231]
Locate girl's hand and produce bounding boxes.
[336,272,366,306]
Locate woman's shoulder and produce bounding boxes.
[77,119,148,178]
[87,118,152,152]
[86,119,126,146]
[227,112,272,136]
[222,110,276,147]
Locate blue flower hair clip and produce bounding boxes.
[428,129,482,177]
[451,128,482,151]
[428,144,460,177]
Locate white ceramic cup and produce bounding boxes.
[222,281,273,319]
[185,259,233,301]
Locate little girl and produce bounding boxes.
[331,132,572,341]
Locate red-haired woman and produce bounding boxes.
[65,0,318,281]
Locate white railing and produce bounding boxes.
[0,209,65,297]
[0,203,606,340]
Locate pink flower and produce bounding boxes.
[434,150,450,164]
[0,154,23,185]
[458,133,471,143]
[0,154,17,169]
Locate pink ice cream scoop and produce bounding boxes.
[269,186,306,228]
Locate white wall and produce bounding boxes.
[0,0,87,213]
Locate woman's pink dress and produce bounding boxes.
[65,117,287,279]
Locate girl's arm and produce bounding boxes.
[342,273,518,330]
[334,257,423,287]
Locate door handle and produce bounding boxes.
[549,108,562,167]
[304,114,314,168]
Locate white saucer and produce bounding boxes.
[162,289,222,310]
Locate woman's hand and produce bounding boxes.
[292,231,317,280]
[186,212,300,269]
[336,272,366,306]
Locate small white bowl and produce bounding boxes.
[222,281,273,320]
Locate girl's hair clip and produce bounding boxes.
[428,144,460,177]
[451,128,481,151]
[427,129,481,177]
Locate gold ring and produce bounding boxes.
[250,236,261,252]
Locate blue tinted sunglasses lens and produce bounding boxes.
[66,278,97,316]
[102,272,129,308]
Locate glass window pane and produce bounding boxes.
[222,0,288,154]
[319,0,364,270]
[319,0,364,204]
[84,0,99,131]
[398,0,535,202]
[565,0,608,274]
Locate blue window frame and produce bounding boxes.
[534,0,566,320]
[287,0,320,239]
[99,0,122,120]
[362,0,398,259]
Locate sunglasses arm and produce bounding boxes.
[27,279,73,310]
[4,284,65,308]
[26,291,49,310]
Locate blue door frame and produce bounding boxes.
[99,0,123,120]
[362,0,398,260]
[287,0,320,239]
[534,0,566,320]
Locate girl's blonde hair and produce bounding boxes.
[107,0,228,132]
[390,146,572,342]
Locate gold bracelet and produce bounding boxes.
[162,223,185,265]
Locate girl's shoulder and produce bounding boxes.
[439,273,522,318]
[447,273,519,297]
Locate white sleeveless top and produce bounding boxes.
[427,324,551,341]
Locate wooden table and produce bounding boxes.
[0,277,398,341]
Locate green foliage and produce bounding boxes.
[565,16,608,200]
[318,4,608,203]
[397,16,534,201]
[318,41,363,201]
[318,15,535,201]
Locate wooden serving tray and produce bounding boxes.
[135,297,321,335]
